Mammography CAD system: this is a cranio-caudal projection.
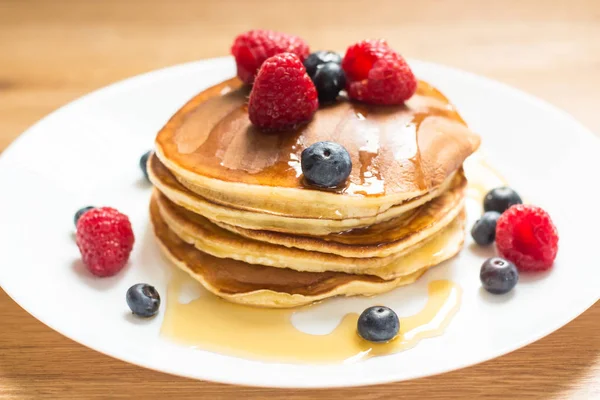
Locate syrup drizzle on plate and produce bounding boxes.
[161,270,461,363]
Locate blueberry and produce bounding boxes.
[74,206,95,227]
[301,141,352,188]
[140,150,153,181]
[484,187,522,214]
[471,211,501,246]
[480,257,519,295]
[312,62,346,103]
[126,283,161,317]
[357,306,399,343]
[303,51,342,78]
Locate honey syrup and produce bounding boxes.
[161,269,461,363]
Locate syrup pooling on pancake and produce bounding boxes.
[157,79,480,197]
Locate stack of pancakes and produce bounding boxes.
[148,77,480,308]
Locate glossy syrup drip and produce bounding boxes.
[408,113,431,190]
[161,270,461,363]
[463,152,508,205]
[343,105,385,195]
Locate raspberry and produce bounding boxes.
[495,205,559,272]
[231,29,310,84]
[76,207,135,277]
[248,53,318,131]
[342,39,417,105]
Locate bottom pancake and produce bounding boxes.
[150,198,467,308]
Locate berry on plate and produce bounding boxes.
[303,51,342,78]
[301,141,352,188]
[248,53,318,131]
[480,257,519,294]
[76,207,135,277]
[231,29,310,84]
[496,204,559,272]
[139,150,152,181]
[312,62,346,103]
[357,306,399,343]
[126,283,161,317]
[74,206,95,227]
[342,39,417,105]
[471,211,501,246]
[484,187,522,214]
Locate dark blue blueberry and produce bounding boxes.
[357,306,399,343]
[126,283,161,318]
[480,257,519,295]
[301,141,352,188]
[312,62,346,103]
[483,187,522,214]
[471,211,501,246]
[303,51,342,78]
[74,206,95,227]
[140,150,153,181]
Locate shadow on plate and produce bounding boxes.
[123,310,159,325]
[70,258,125,291]
[478,286,516,303]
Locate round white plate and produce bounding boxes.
[0,57,598,388]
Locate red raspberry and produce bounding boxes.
[248,52,318,131]
[76,207,135,277]
[231,29,310,84]
[342,39,417,105]
[496,205,559,272]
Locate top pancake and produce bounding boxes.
[156,77,480,219]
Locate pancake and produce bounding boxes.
[150,198,466,308]
[155,78,480,220]
[154,162,465,264]
[155,190,465,278]
[149,153,460,235]
[214,172,466,258]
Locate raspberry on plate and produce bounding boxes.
[231,29,310,84]
[76,207,135,277]
[342,39,417,105]
[248,52,318,131]
[495,205,559,272]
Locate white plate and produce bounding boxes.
[0,57,598,388]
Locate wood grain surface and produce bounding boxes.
[0,0,598,398]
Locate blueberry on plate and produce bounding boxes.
[480,257,519,294]
[301,141,352,188]
[357,306,399,343]
[471,211,501,246]
[126,283,161,317]
[312,62,346,103]
[140,150,153,181]
[303,51,342,78]
[74,206,95,227]
[483,187,522,213]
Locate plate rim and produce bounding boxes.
[0,56,599,388]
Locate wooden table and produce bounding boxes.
[1,1,598,398]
